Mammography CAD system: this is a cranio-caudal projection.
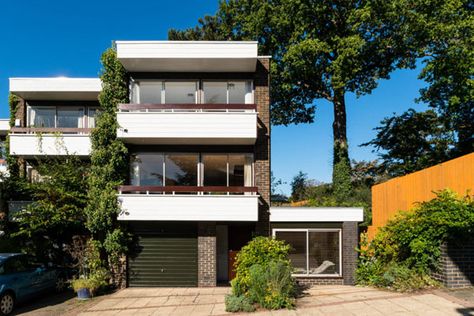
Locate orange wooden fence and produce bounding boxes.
[367,152,474,240]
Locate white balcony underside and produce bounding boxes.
[9,134,91,157]
[116,41,258,72]
[117,194,259,221]
[117,112,257,145]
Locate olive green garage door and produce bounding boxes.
[128,227,198,287]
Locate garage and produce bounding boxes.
[128,223,198,287]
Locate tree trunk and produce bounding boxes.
[332,89,352,201]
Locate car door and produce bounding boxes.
[3,256,36,301]
[26,256,55,291]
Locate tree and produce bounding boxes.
[362,109,453,176]
[290,171,308,201]
[12,156,89,264]
[168,0,416,197]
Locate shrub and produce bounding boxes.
[225,294,255,313]
[226,237,296,312]
[232,236,291,295]
[357,190,474,291]
[247,260,296,309]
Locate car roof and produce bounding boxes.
[0,253,24,260]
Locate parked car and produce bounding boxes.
[0,253,69,315]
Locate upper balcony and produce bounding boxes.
[117,103,257,145]
[9,127,91,157]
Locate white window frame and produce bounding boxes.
[272,228,343,277]
[202,80,254,105]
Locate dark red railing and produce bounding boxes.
[118,103,256,111]
[118,185,258,194]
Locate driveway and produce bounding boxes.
[76,285,474,316]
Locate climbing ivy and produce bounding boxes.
[85,48,130,284]
[6,94,20,178]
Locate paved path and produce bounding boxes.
[77,285,474,316]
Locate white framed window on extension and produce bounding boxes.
[272,228,342,277]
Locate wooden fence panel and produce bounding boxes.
[368,153,474,240]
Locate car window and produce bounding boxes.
[4,256,29,274]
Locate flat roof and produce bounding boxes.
[270,207,364,222]
[116,41,259,72]
[9,77,101,101]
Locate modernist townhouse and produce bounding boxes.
[7,41,362,287]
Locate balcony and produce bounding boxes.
[117,186,259,221]
[9,128,91,157]
[116,104,257,145]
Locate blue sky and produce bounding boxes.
[0,0,428,194]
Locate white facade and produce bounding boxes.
[9,134,91,157]
[270,207,364,222]
[9,77,101,100]
[116,41,259,72]
[117,194,259,221]
[117,111,257,145]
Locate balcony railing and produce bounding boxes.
[118,185,258,195]
[118,103,257,112]
[10,127,92,134]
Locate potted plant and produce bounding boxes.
[66,236,109,300]
[71,278,94,300]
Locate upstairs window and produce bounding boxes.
[28,106,96,129]
[203,81,252,104]
[131,80,198,104]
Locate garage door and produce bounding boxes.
[129,231,198,287]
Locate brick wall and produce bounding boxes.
[296,277,344,286]
[342,222,358,285]
[198,222,217,287]
[254,57,271,236]
[432,242,474,289]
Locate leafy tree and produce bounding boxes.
[270,171,285,196]
[362,109,453,176]
[169,0,416,197]
[290,171,308,201]
[12,156,89,264]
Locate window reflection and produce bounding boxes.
[165,154,198,186]
[275,232,307,274]
[130,154,164,186]
[203,155,227,186]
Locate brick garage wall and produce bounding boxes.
[198,222,217,287]
[342,222,358,285]
[432,242,474,289]
[254,57,271,236]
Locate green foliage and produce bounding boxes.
[332,150,352,203]
[247,261,296,310]
[232,237,291,296]
[86,47,129,279]
[357,190,474,291]
[290,171,308,201]
[11,156,88,263]
[362,109,454,177]
[225,294,256,313]
[6,94,20,178]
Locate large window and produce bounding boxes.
[28,106,97,129]
[203,81,252,104]
[130,80,253,105]
[273,229,342,276]
[130,153,253,188]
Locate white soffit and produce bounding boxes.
[0,119,9,135]
[9,78,101,100]
[270,207,364,222]
[116,41,259,72]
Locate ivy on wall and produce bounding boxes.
[85,48,130,285]
[6,94,20,178]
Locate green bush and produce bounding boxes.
[227,237,296,312]
[357,190,474,291]
[247,261,296,310]
[232,236,291,295]
[225,294,255,313]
